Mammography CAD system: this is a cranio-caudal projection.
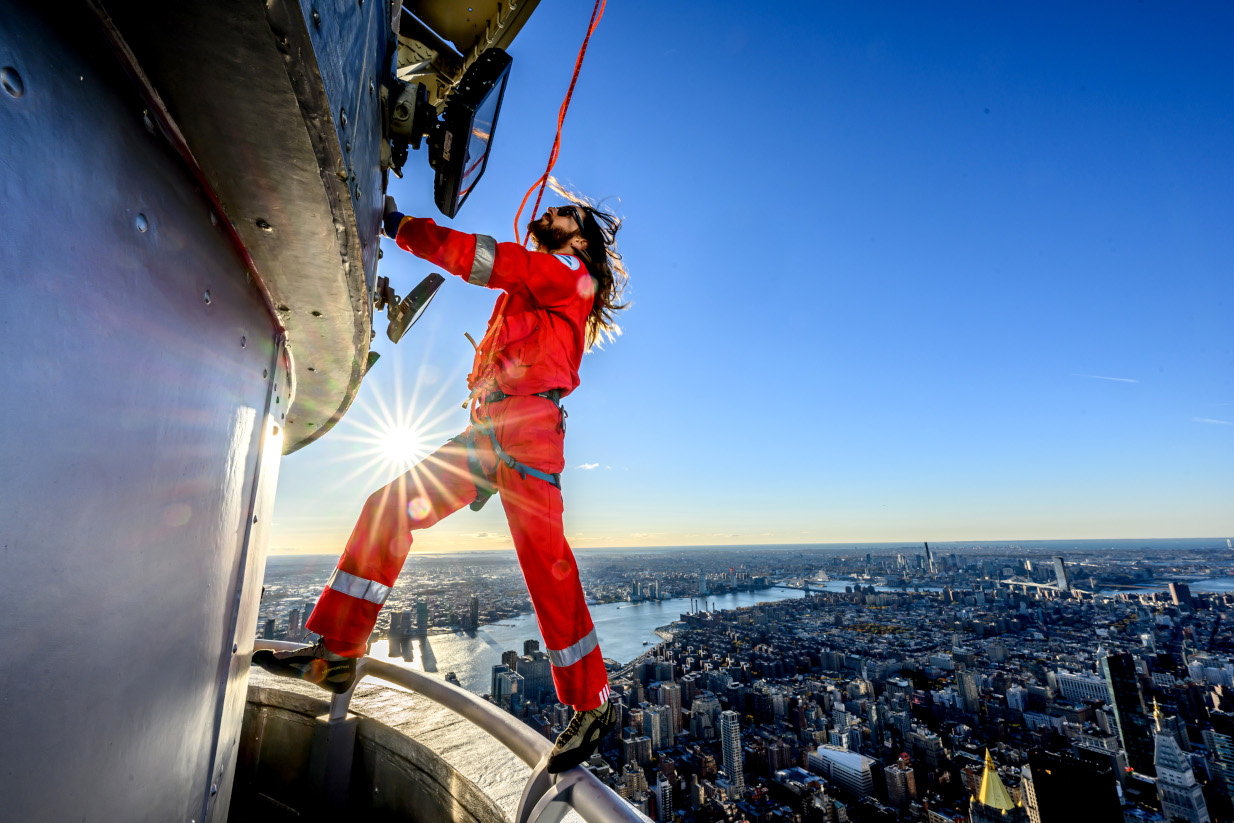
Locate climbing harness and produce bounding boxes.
[464,390,567,511]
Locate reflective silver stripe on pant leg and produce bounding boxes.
[469,234,496,286]
[547,627,599,668]
[327,568,391,605]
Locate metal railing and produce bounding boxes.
[254,640,647,823]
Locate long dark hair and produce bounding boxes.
[549,178,628,349]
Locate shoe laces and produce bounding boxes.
[564,709,586,738]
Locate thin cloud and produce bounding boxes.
[1076,374,1139,384]
[575,462,600,470]
[1194,417,1232,426]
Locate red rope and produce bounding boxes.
[512,0,607,245]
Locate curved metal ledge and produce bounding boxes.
[255,640,646,823]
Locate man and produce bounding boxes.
[255,194,627,773]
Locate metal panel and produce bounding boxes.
[0,3,283,820]
[99,0,394,452]
[406,0,543,64]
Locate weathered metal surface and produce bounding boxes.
[235,687,508,823]
[406,0,542,69]
[98,0,395,452]
[0,3,286,820]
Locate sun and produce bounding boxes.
[381,423,428,470]
[325,343,466,491]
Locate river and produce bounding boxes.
[368,587,808,695]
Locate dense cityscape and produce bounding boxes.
[258,540,1234,822]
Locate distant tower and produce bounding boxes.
[1169,582,1194,611]
[1154,701,1210,822]
[924,542,935,574]
[969,750,1028,823]
[1052,556,1070,592]
[416,598,428,636]
[698,570,708,596]
[469,593,480,629]
[720,710,744,793]
[523,638,540,656]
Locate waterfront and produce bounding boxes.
[370,587,807,695]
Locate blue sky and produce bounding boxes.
[269,1,1233,553]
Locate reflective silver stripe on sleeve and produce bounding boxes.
[546,627,600,668]
[326,568,391,605]
[469,234,496,286]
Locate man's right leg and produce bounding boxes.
[307,434,479,654]
[255,435,479,690]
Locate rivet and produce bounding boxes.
[256,218,273,232]
[272,425,280,435]
[135,214,148,232]
[203,289,212,304]
[308,366,316,372]
[312,10,320,27]
[253,515,259,523]
[142,111,155,134]
[240,335,247,348]
[275,396,280,404]
[1,67,24,98]
[311,310,323,317]
[210,212,218,226]
[277,304,289,313]
[210,784,217,796]
[233,643,238,653]
[369,80,374,95]
[262,369,268,378]
[340,107,347,128]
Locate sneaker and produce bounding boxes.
[251,638,358,695]
[547,700,616,773]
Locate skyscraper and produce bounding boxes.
[1022,749,1121,823]
[659,681,683,733]
[415,598,428,635]
[1170,582,1194,611]
[720,710,744,793]
[1101,652,1156,774]
[523,638,540,655]
[490,663,509,698]
[969,750,1028,823]
[653,776,673,821]
[1052,556,1070,592]
[1154,702,1210,822]
[1203,712,1234,799]
[885,753,917,810]
[468,593,479,629]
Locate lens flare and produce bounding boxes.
[408,496,431,520]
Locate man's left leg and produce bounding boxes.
[497,461,614,771]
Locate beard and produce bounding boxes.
[527,215,578,251]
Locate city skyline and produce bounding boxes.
[268,0,1233,555]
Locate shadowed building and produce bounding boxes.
[1022,749,1120,823]
[1102,651,1156,775]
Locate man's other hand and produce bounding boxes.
[382,195,405,239]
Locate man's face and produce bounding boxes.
[527,206,583,251]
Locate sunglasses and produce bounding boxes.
[556,205,588,232]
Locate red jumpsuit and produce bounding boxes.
[306,217,611,711]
